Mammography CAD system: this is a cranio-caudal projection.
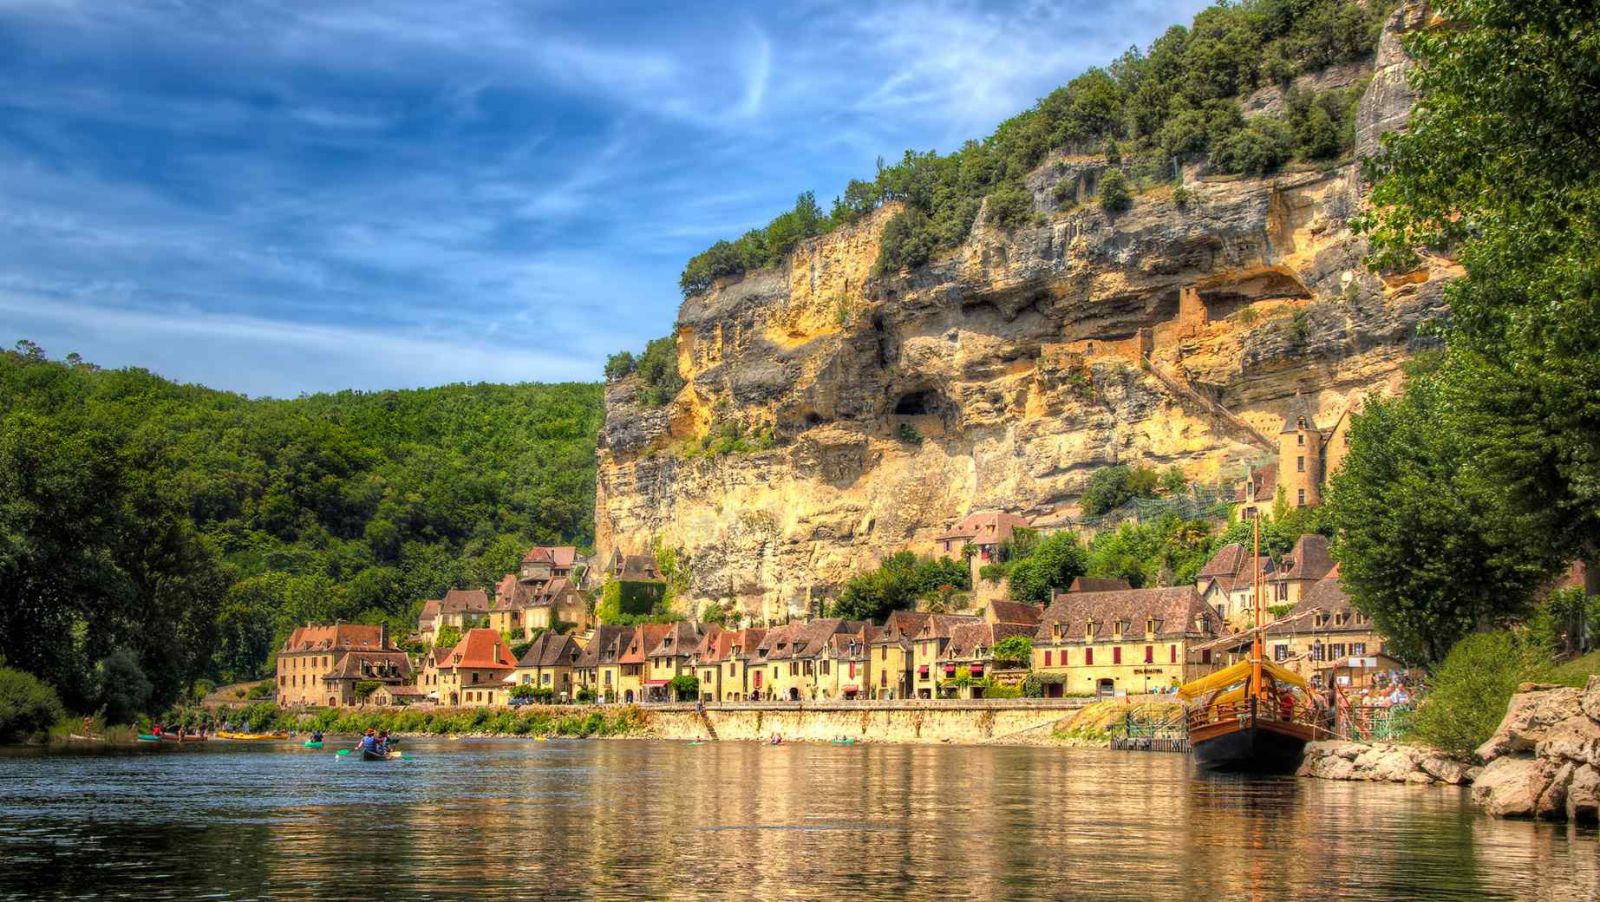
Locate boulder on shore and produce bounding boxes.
[1298,740,1470,785]
[1470,675,1600,823]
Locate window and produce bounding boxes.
[1312,644,1325,662]
[1085,648,1094,666]
[1113,647,1122,665]
[1297,489,1306,506]
[1144,645,1153,664]
[1297,455,1305,472]
[849,661,857,678]
[1274,644,1288,661]
[1350,642,1366,656]
[1044,651,1053,667]
[1145,618,1156,635]
[472,673,479,684]
[1330,643,1346,660]
[1297,433,1305,446]
[1169,645,1177,664]
[1201,649,1212,664]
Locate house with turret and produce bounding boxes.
[1238,392,1366,516]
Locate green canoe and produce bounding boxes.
[303,740,324,749]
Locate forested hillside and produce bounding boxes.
[0,343,601,712]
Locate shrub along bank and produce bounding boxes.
[159,703,649,740]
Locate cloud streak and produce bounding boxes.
[0,0,1212,394]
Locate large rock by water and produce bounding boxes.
[1298,739,1471,786]
[1470,676,1600,823]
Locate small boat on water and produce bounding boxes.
[68,734,105,742]
[1180,514,1317,773]
[136,734,161,742]
[216,731,290,741]
[159,733,208,743]
[303,740,324,749]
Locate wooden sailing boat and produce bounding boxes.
[1180,512,1316,772]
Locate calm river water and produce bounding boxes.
[1,738,1595,900]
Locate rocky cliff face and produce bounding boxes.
[598,6,1446,621]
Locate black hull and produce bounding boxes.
[1193,723,1308,773]
[361,750,391,761]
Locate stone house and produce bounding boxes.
[616,623,673,704]
[937,621,1036,699]
[490,571,592,639]
[370,684,429,706]
[1031,586,1223,697]
[1237,391,1367,516]
[417,599,441,645]
[752,619,859,701]
[416,646,450,702]
[322,649,413,708]
[694,627,766,702]
[813,626,877,700]
[934,511,1033,585]
[576,625,632,703]
[1265,534,1335,609]
[508,632,583,700]
[436,628,517,707]
[436,588,491,633]
[276,623,398,708]
[1196,543,1273,630]
[646,621,706,701]
[868,611,929,700]
[910,614,984,699]
[1263,564,1389,687]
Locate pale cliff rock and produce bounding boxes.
[597,8,1448,620]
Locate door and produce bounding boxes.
[1097,679,1115,698]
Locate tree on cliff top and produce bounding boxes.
[832,552,970,622]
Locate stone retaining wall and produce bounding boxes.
[644,702,1088,744]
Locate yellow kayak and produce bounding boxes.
[216,731,290,741]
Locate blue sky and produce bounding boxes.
[0,0,1208,397]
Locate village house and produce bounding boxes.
[814,625,878,700]
[370,684,429,707]
[489,546,594,639]
[935,511,1033,584]
[1262,564,1392,688]
[910,614,984,699]
[868,611,928,699]
[645,621,706,701]
[507,632,584,701]
[322,648,414,707]
[752,619,860,701]
[417,600,441,645]
[576,625,632,703]
[435,588,491,634]
[416,646,450,702]
[1196,542,1273,629]
[276,623,401,708]
[1032,586,1223,697]
[1265,534,1335,609]
[436,628,517,707]
[1237,392,1366,516]
[616,623,672,704]
[938,621,1035,699]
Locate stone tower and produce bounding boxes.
[1279,393,1323,508]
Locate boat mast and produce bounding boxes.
[1251,511,1263,700]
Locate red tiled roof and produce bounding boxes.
[441,588,491,615]
[621,623,673,665]
[987,600,1043,625]
[444,628,516,670]
[1037,586,1219,642]
[1068,577,1133,593]
[283,624,388,653]
[936,511,1031,544]
[522,545,579,568]
[418,600,441,624]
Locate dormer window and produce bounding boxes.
[1052,623,1062,640]
[1084,621,1095,641]
[1145,618,1156,635]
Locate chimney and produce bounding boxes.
[380,622,389,649]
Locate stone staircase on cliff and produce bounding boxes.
[1142,356,1275,452]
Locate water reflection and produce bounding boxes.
[0,740,1594,900]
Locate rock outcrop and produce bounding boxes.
[1299,740,1474,786]
[1471,677,1600,822]
[597,5,1446,620]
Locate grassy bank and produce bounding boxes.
[1051,700,1184,745]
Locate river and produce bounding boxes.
[1,739,1594,900]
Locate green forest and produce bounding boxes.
[0,344,602,718]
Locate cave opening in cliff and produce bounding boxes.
[893,389,943,417]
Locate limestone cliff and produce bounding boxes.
[597,6,1447,622]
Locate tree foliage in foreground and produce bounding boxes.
[0,348,603,710]
[1326,365,1563,665]
[1354,0,1600,581]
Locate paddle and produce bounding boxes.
[335,748,351,758]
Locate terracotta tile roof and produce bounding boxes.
[522,545,579,568]
[1037,586,1219,642]
[943,622,1035,660]
[874,611,930,643]
[913,614,983,641]
[729,628,766,661]
[756,620,857,661]
[647,621,706,659]
[1068,577,1132,593]
[577,626,633,668]
[1236,462,1278,503]
[283,624,388,653]
[986,600,1042,626]
[418,600,441,625]
[443,628,516,670]
[611,551,662,581]
[516,633,582,668]
[936,511,1031,544]
[1198,544,1247,579]
[622,623,673,665]
[325,650,413,681]
[440,588,491,615]
[1268,534,1335,584]
[1266,566,1373,636]
[493,574,518,607]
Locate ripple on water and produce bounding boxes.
[1,740,1595,900]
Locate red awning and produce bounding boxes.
[643,680,669,686]
[917,665,929,676]
[970,664,984,675]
